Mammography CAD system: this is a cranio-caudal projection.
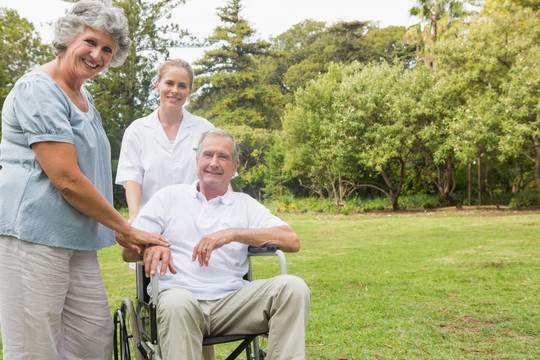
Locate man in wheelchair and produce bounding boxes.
[120,128,310,360]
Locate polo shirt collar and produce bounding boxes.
[190,181,234,204]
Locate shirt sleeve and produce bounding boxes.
[13,76,74,146]
[115,124,144,186]
[131,188,168,234]
[244,195,289,229]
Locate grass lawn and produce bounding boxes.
[1,210,539,359]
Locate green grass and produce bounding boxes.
[1,211,539,359]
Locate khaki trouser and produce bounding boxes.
[157,275,310,360]
[0,235,113,360]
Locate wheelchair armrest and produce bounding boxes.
[247,244,279,254]
[247,245,288,276]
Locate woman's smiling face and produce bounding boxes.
[63,27,116,81]
[156,66,193,111]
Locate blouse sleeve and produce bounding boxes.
[13,75,74,146]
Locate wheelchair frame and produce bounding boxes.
[113,245,287,360]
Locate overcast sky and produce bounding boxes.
[2,0,420,63]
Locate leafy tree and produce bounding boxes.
[428,1,540,195]
[261,20,416,94]
[329,62,416,210]
[282,62,417,208]
[412,66,466,208]
[257,20,327,94]
[363,25,417,67]
[0,8,54,125]
[189,0,283,129]
[187,0,285,196]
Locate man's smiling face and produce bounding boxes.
[196,134,239,196]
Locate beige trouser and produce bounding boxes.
[0,235,114,360]
[157,275,310,360]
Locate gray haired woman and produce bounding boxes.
[0,1,169,359]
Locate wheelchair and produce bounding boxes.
[113,245,288,360]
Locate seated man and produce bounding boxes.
[121,128,310,360]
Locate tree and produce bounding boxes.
[189,0,283,129]
[187,0,285,196]
[282,62,417,209]
[257,20,327,94]
[260,20,416,94]
[0,8,53,118]
[427,1,540,195]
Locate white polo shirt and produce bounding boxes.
[115,108,214,209]
[132,182,289,300]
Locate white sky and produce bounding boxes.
[2,0,420,63]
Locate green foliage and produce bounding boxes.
[508,190,540,209]
[406,0,480,68]
[262,194,451,214]
[282,61,438,208]
[189,0,284,131]
[428,1,540,194]
[0,7,53,121]
[261,20,416,93]
[398,193,450,209]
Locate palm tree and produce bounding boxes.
[406,0,477,67]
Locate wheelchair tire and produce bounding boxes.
[114,297,143,360]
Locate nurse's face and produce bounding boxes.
[156,66,192,111]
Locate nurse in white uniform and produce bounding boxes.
[116,59,214,222]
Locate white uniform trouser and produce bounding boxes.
[157,275,310,360]
[0,235,114,360]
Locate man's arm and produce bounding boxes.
[192,225,299,267]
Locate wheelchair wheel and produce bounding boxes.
[114,297,143,360]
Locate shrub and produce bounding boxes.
[508,190,540,209]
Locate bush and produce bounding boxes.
[508,190,540,209]
[399,194,448,209]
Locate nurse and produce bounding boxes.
[116,59,214,222]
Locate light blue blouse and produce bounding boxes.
[0,72,115,250]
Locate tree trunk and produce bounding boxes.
[432,156,462,209]
[468,163,472,205]
[534,137,540,194]
[477,157,482,206]
[380,158,405,211]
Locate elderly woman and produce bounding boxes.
[0,1,169,359]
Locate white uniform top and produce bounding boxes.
[132,182,289,300]
[115,108,214,209]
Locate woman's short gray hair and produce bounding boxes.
[52,0,131,67]
[197,129,241,162]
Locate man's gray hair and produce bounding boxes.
[52,0,131,67]
[197,129,241,162]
